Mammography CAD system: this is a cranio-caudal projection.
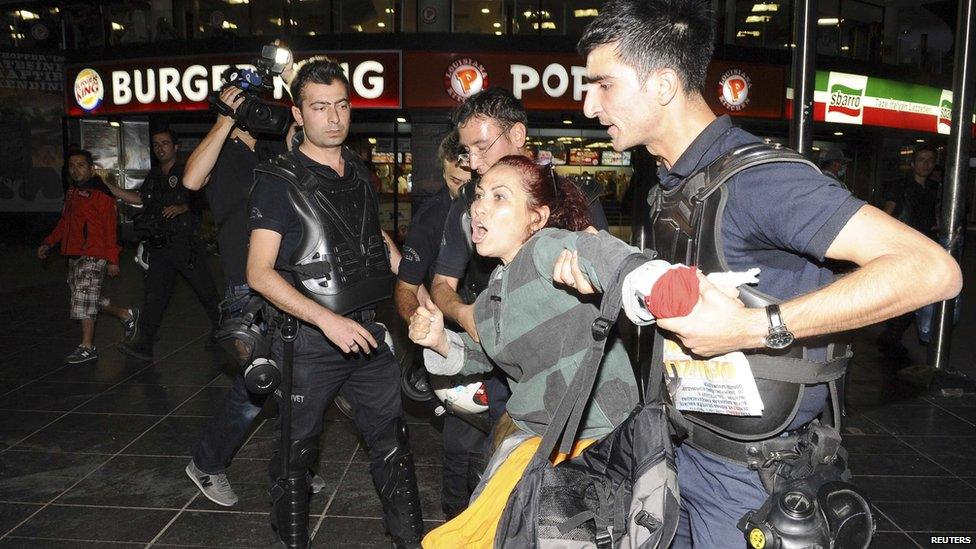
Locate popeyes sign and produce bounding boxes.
[65,51,401,116]
[407,52,590,110]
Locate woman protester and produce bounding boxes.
[409,155,732,548]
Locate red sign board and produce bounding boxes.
[66,51,401,116]
[404,51,588,111]
[703,61,785,120]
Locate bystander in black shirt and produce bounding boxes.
[206,137,285,285]
[883,176,939,236]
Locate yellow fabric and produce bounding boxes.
[422,436,596,549]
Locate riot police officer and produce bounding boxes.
[109,128,221,361]
[246,58,423,548]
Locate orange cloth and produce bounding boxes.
[645,265,700,319]
[422,436,596,549]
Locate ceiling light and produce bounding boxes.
[269,18,282,25]
[916,139,926,143]
[385,8,393,13]
[494,30,502,35]
[226,0,249,4]
[396,117,407,123]
[18,10,39,20]
[481,8,490,14]
[563,120,572,125]
[818,18,840,26]
[737,30,761,37]
[840,46,850,51]
[574,9,599,17]
[109,121,120,127]
[751,3,779,12]
[111,22,125,31]
[493,22,501,28]
[353,24,363,32]
[368,138,377,145]
[221,20,238,29]
[307,31,316,35]
[833,132,844,136]
[812,146,820,151]
[745,15,771,23]
[377,21,386,27]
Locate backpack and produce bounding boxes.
[495,251,682,548]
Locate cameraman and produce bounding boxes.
[108,128,221,361]
[181,85,291,507]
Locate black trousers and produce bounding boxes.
[441,413,487,518]
[138,238,221,341]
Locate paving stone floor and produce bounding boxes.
[1,238,975,548]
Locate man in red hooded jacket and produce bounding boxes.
[38,149,138,364]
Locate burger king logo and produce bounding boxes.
[718,69,751,112]
[445,58,488,103]
[74,68,104,111]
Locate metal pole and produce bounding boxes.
[789,0,816,156]
[930,0,976,373]
[393,120,400,238]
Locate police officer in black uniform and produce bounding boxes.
[110,128,221,361]
[246,58,423,549]
[394,131,486,519]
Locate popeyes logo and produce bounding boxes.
[445,58,488,102]
[718,69,751,111]
[74,68,104,111]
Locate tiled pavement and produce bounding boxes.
[1,239,975,548]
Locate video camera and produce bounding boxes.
[210,44,292,135]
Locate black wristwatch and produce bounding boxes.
[763,304,795,350]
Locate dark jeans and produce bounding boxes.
[139,238,220,341]
[193,283,264,475]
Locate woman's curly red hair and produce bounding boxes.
[490,155,593,232]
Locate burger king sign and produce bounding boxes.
[74,68,104,112]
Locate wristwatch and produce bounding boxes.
[763,304,795,350]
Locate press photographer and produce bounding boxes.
[107,128,222,362]
[181,43,297,508]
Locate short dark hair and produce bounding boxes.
[912,144,936,161]
[151,128,178,144]
[67,149,94,166]
[290,57,350,108]
[438,130,463,165]
[578,0,715,93]
[452,87,527,129]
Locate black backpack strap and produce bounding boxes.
[536,248,657,460]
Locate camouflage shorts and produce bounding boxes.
[68,256,108,320]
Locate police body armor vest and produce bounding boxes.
[255,150,393,316]
[648,142,851,455]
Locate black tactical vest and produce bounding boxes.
[648,142,850,445]
[255,150,394,316]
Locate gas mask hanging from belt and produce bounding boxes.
[213,295,281,394]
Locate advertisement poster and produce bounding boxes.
[0,50,65,212]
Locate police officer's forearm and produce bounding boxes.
[431,274,478,341]
[395,281,421,323]
[184,116,235,190]
[247,262,337,328]
[109,184,142,205]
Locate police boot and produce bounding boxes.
[370,419,424,548]
[269,436,319,549]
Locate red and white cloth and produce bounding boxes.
[621,261,760,325]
